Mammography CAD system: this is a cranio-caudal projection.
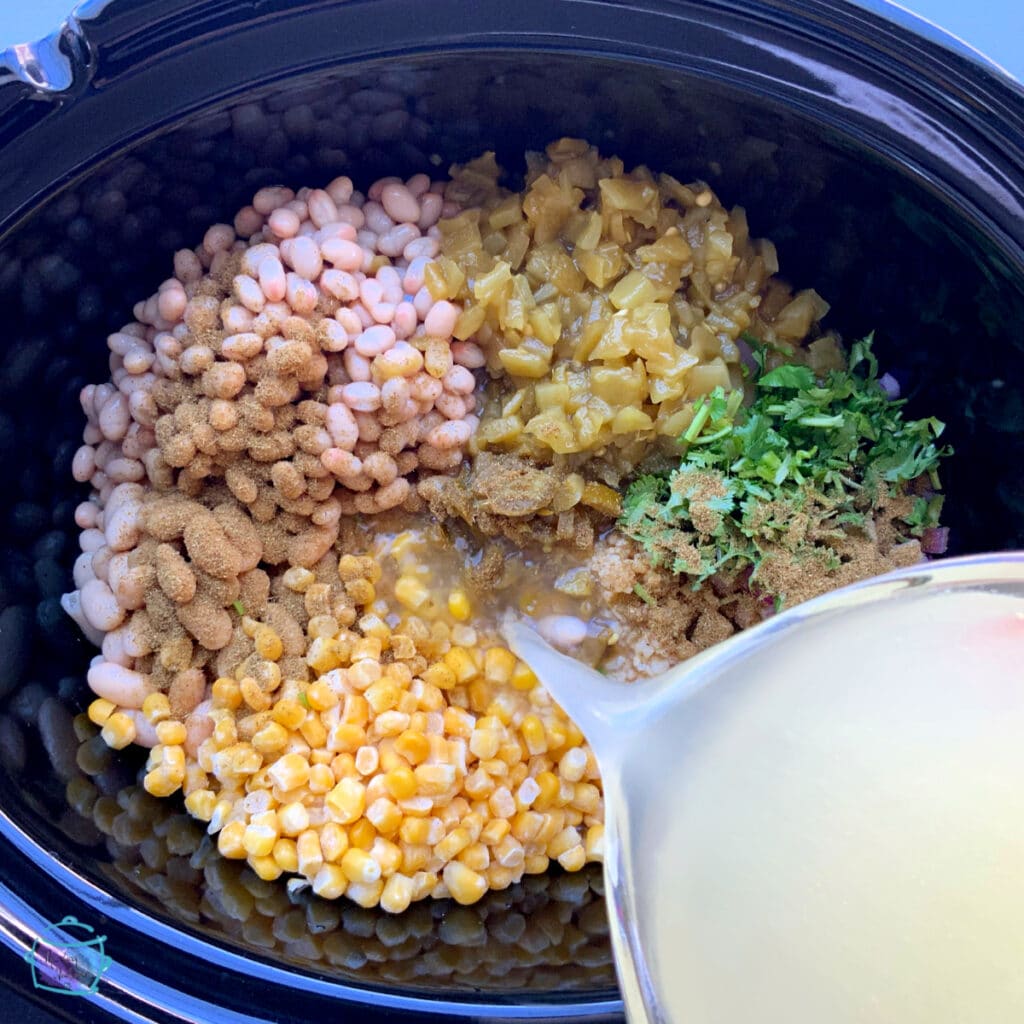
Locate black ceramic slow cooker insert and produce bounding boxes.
[0,1,1021,1021]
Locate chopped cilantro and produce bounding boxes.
[298,691,311,709]
[232,600,246,616]
[633,583,656,606]
[620,334,952,597]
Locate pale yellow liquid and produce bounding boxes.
[508,573,1024,1024]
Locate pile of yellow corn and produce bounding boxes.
[89,529,604,911]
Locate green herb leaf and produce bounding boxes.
[633,583,656,606]
[619,334,952,596]
[232,600,245,616]
[298,691,311,709]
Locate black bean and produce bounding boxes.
[0,606,33,699]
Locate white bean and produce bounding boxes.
[363,201,394,235]
[378,223,421,258]
[443,365,476,395]
[87,661,150,708]
[268,207,300,238]
[72,445,96,482]
[343,348,373,382]
[380,183,421,223]
[321,269,359,302]
[102,628,133,668]
[321,320,349,353]
[81,579,126,631]
[60,591,105,647]
[392,302,418,339]
[321,238,364,271]
[402,256,429,295]
[418,192,443,229]
[424,300,460,338]
[73,550,96,588]
[98,392,130,441]
[335,306,363,335]
[233,274,265,313]
[403,236,439,261]
[326,402,359,450]
[326,176,354,205]
[80,528,105,553]
[289,235,323,280]
[335,204,365,229]
[258,256,287,302]
[75,502,99,530]
[354,324,396,358]
[104,501,140,552]
[185,701,214,757]
[539,615,588,650]
[451,341,486,368]
[341,382,381,412]
[124,710,159,748]
[286,273,318,314]
[426,420,472,450]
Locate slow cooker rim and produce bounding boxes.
[1,1,1023,1020]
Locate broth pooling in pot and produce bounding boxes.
[62,140,951,910]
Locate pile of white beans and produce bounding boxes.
[62,172,484,726]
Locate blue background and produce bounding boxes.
[1,1,1021,80]
[1,2,1023,79]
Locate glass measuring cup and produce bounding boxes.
[506,553,1024,1024]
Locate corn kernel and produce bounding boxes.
[557,843,587,872]
[447,590,471,621]
[320,821,349,862]
[212,716,238,748]
[481,647,515,685]
[143,770,180,798]
[271,698,306,730]
[585,823,605,862]
[279,801,310,836]
[442,861,487,906]
[510,662,538,691]
[273,838,299,873]
[524,853,550,875]
[243,822,278,859]
[217,820,247,860]
[267,752,310,792]
[309,762,335,793]
[306,636,339,674]
[481,818,511,845]
[349,818,376,850]
[346,879,385,908]
[101,712,136,750]
[380,872,415,914]
[520,715,548,755]
[312,864,348,899]
[152,719,185,746]
[399,817,432,844]
[435,827,471,861]
[341,847,382,884]
[459,842,490,873]
[299,716,328,749]
[414,763,457,795]
[422,662,456,691]
[142,693,172,725]
[394,730,430,765]
[383,767,417,801]
[283,566,315,592]
[297,829,324,878]
[254,626,284,661]
[87,698,117,727]
[345,578,375,605]
[444,647,478,684]
[252,720,289,755]
[326,778,365,824]
[184,789,217,821]
[307,614,340,640]
[212,677,243,710]
[366,798,403,835]
[248,854,283,882]
[306,679,338,712]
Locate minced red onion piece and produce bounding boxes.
[921,526,950,555]
[878,372,901,400]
